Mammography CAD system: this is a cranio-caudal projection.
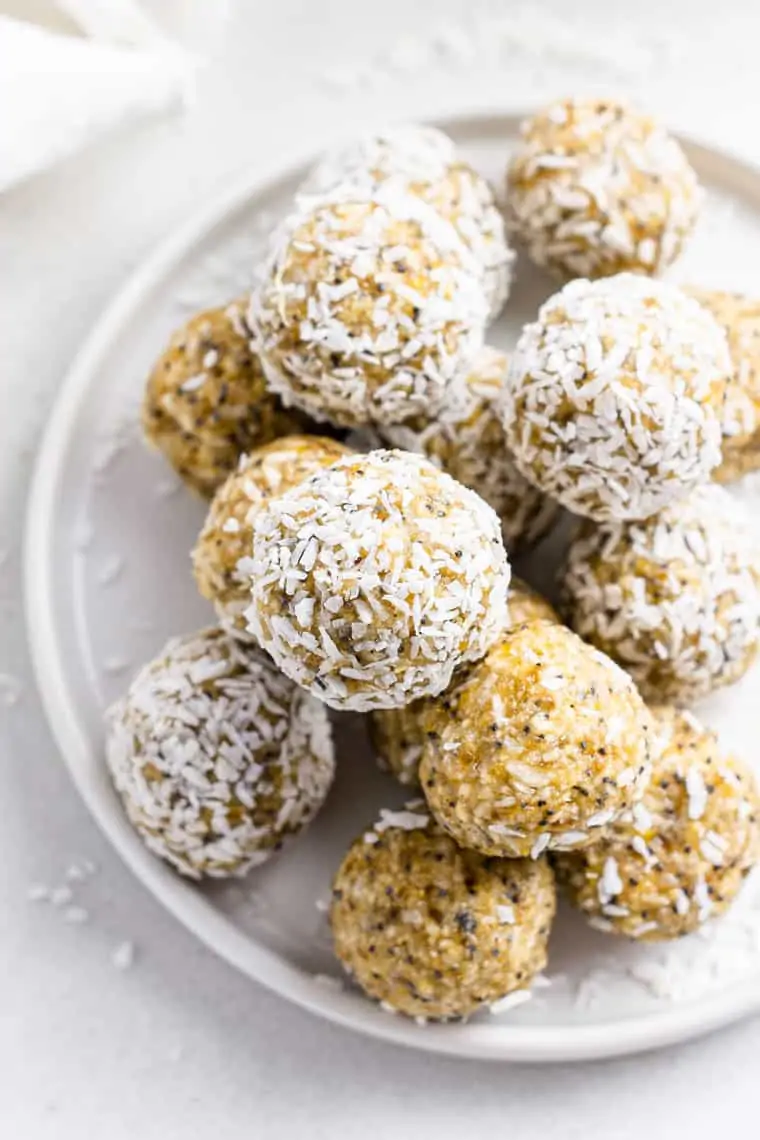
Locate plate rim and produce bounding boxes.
[23,107,760,1063]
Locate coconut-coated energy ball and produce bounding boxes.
[330,806,556,1020]
[245,450,510,712]
[105,628,335,878]
[301,125,514,320]
[506,97,701,281]
[420,620,654,859]
[554,706,760,941]
[192,435,351,638]
[141,300,308,496]
[689,289,760,483]
[369,578,560,788]
[501,274,730,522]
[562,484,760,706]
[380,347,560,556]
[249,189,487,429]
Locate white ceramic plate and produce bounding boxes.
[25,112,760,1062]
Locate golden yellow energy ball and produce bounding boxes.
[501,274,730,521]
[689,288,760,483]
[562,485,760,705]
[420,620,654,858]
[105,629,335,879]
[249,191,487,429]
[554,706,760,940]
[506,97,701,280]
[141,300,307,496]
[192,435,351,638]
[369,578,560,788]
[246,450,510,712]
[302,124,514,320]
[330,806,556,1020]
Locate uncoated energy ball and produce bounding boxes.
[688,288,760,483]
[380,347,559,556]
[330,805,556,1020]
[192,435,351,638]
[369,578,560,788]
[562,484,760,705]
[302,124,514,320]
[245,450,511,712]
[501,274,730,522]
[249,188,488,429]
[105,628,335,879]
[506,97,701,281]
[554,706,760,941]
[420,620,654,858]
[141,300,307,496]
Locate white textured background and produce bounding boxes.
[3,1,760,1135]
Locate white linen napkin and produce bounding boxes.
[0,1,225,194]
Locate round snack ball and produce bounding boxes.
[562,484,760,706]
[192,435,351,638]
[420,620,654,859]
[554,706,760,941]
[506,97,701,281]
[105,628,335,878]
[502,274,730,522]
[301,125,514,320]
[142,300,308,496]
[380,347,560,555]
[330,805,556,1020]
[369,578,560,787]
[249,189,487,429]
[689,288,760,483]
[245,449,510,712]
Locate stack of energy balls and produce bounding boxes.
[108,98,760,1024]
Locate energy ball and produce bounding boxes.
[420,620,654,859]
[506,97,701,281]
[554,706,760,941]
[330,806,556,1020]
[380,347,560,555]
[369,578,560,787]
[105,628,334,878]
[142,300,307,496]
[562,484,760,705]
[689,288,760,483]
[502,274,730,522]
[301,124,514,320]
[249,190,487,429]
[245,449,510,712]
[192,435,351,638]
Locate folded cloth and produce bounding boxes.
[0,0,209,194]
[56,0,230,51]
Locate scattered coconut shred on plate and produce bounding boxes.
[572,870,760,1005]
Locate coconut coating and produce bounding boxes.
[105,628,335,878]
[245,450,510,712]
[420,620,654,859]
[689,289,760,483]
[192,435,352,638]
[369,578,560,788]
[506,97,701,281]
[380,347,560,555]
[554,706,760,941]
[141,300,307,496]
[330,807,556,1019]
[502,274,729,522]
[562,485,760,705]
[301,125,514,320]
[248,190,487,429]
